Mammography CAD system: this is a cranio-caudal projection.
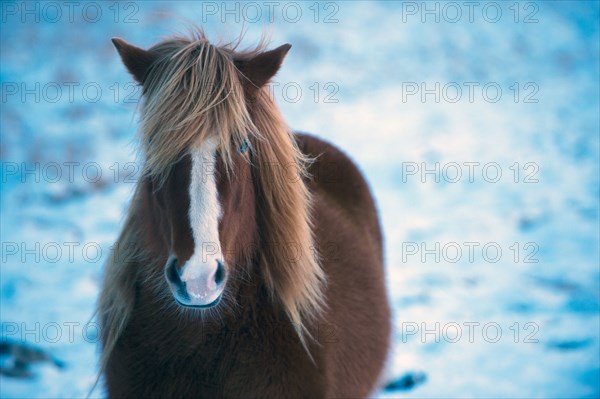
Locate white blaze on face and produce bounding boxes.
[179,136,224,303]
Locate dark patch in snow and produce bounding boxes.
[518,214,548,232]
[384,371,427,391]
[565,293,600,314]
[0,339,64,379]
[398,294,431,307]
[547,338,593,351]
[507,301,536,314]
[533,276,580,293]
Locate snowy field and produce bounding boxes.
[1,1,599,397]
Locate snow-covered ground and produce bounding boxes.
[1,1,598,397]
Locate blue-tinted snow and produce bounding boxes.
[1,1,598,397]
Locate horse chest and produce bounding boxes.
[115,320,322,397]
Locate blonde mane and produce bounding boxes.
[97,29,325,384]
[140,30,253,182]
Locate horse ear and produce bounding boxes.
[237,44,291,89]
[111,37,157,84]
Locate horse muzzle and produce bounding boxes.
[164,256,226,308]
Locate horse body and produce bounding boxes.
[100,31,390,398]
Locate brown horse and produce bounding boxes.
[98,29,390,398]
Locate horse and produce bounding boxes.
[98,29,391,398]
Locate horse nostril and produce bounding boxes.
[165,257,191,302]
[166,257,181,285]
[214,260,225,286]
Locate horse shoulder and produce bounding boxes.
[295,132,390,397]
[294,132,383,256]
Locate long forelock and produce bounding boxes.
[139,33,258,185]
